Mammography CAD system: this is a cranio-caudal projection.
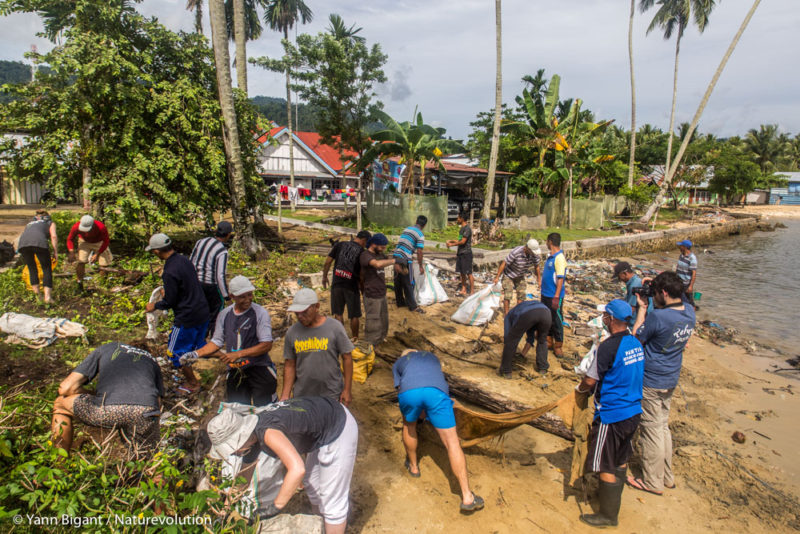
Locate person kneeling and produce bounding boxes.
[393,349,484,514]
[576,300,644,528]
[51,342,163,457]
[224,397,358,534]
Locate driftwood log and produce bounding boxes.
[375,345,574,442]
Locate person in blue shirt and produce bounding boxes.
[392,216,427,313]
[541,233,567,357]
[612,261,653,327]
[392,350,484,514]
[500,300,552,379]
[627,271,695,497]
[576,299,644,528]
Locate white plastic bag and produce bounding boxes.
[0,312,86,348]
[574,314,608,375]
[451,283,502,326]
[145,286,167,340]
[411,262,449,306]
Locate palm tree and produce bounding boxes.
[640,0,716,185]
[627,0,637,187]
[638,0,762,224]
[327,13,365,43]
[745,124,785,174]
[208,0,260,254]
[483,0,502,220]
[232,0,248,93]
[186,0,203,33]
[356,109,464,198]
[264,0,313,212]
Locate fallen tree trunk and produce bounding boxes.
[375,346,574,442]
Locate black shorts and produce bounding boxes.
[331,286,362,318]
[585,413,641,474]
[455,253,473,275]
[226,365,277,407]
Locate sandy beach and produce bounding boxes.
[726,204,800,220]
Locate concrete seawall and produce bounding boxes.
[473,216,761,266]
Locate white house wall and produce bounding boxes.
[258,142,332,177]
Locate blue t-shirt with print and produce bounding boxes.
[636,305,696,389]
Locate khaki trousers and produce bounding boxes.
[639,386,675,492]
[363,296,389,345]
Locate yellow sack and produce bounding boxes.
[22,256,57,291]
[343,344,376,384]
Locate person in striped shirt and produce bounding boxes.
[492,239,542,315]
[190,221,233,331]
[675,240,698,309]
[392,215,427,313]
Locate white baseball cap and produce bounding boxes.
[206,410,259,460]
[287,288,319,312]
[229,275,256,297]
[526,239,540,254]
[145,233,171,251]
[78,215,95,232]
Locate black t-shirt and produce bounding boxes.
[457,224,472,255]
[73,342,164,407]
[155,253,210,327]
[253,397,347,457]
[360,249,387,298]
[329,241,363,290]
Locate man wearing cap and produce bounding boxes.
[281,289,355,405]
[446,212,474,296]
[675,240,698,308]
[541,232,568,357]
[323,230,371,341]
[613,262,643,327]
[209,396,359,533]
[575,299,644,528]
[627,271,695,496]
[360,233,395,345]
[144,233,209,394]
[393,215,427,313]
[66,215,112,287]
[180,275,275,406]
[493,239,542,315]
[499,299,552,379]
[51,342,163,456]
[190,221,234,331]
[393,349,484,514]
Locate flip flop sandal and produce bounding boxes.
[626,476,663,496]
[460,494,484,513]
[404,458,420,478]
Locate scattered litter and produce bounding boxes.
[146,286,167,340]
[731,431,746,444]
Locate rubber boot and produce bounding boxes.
[580,479,623,528]
[553,341,564,357]
[615,466,627,484]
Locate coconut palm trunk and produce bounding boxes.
[284,29,297,212]
[233,0,247,93]
[483,0,502,220]
[638,0,762,224]
[627,0,637,187]
[664,26,683,180]
[209,0,259,254]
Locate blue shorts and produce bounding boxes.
[398,387,456,429]
[167,322,208,368]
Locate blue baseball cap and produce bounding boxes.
[605,299,633,321]
[368,233,389,247]
[677,239,693,248]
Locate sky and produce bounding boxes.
[1,0,798,141]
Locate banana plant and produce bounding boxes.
[354,108,464,198]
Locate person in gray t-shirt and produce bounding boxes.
[51,342,164,455]
[281,289,355,405]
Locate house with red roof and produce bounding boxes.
[256,126,361,204]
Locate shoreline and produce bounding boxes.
[726,204,800,220]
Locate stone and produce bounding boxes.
[258,514,324,533]
[731,430,746,444]
[297,272,324,289]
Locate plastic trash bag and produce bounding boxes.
[346,343,376,384]
[22,255,57,291]
[411,262,449,306]
[145,286,167,340]
[451,283,502,326]
[574,314,608,375]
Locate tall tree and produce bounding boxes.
[639,0,762,223]
[186,0,203,33]
[640,0,716,184]
[745,124,785,174]
[232,0,248,93]
[627,0,637,187]
[483,0,502,220]
[209,0,260,254]
[263,0,313,211]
